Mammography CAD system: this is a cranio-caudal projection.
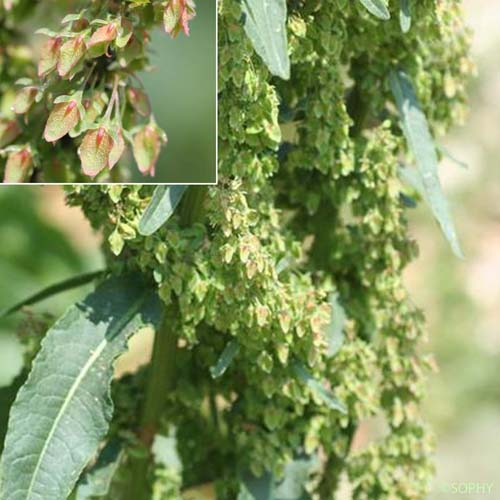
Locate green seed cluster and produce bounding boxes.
[67,0,472,497]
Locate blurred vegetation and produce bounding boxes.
[0,187,102,387]
[134,1,216,183]
[404,1,500,496]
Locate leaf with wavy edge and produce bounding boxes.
[74,439,123,499]
[0,275,162,500]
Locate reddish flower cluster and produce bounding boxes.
[1,1,196,182]
[164,0,196,38]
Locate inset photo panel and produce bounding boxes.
[0,0,216,184]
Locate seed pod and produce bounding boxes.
[164,0,196,38]
[127,87,151,117]
[71,18,89,32]
[87,23,118,58]
[108,130,125,169]
[12,86,38,114]
[38,37,62,77]
[57,35,86,79]
[44,101,80,142]
[0,119,21,148]
[78,127,114,177]
[132,124,166,176]
[3,148,33,183]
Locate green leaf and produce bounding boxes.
[75,440,123,500]
[399,0,411,33]
[239,455,318,500]
[210,340,240,379]
[0,270,105,318]
[276,255,294,275]
[241,0,290,80]
[0,275,162,500]
[138,185,188,236]
[274,455,318,500]
[292,362,347,414]
[239,471,275,500]
[324,293,346,358]
[152,431,182,473]
[0,372,26,455]
[399,164,425,195]
[358,0,390,20]
[390,69,463,258]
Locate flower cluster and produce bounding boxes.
[67,0,472,498]
[0,0,195,182]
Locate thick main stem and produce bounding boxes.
[123,186,207,500]
[124,310,177,500]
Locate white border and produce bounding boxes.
[4,2,218,187]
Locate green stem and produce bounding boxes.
[123,311,177,500]
[178,185,208,226]
[123,186,207,500]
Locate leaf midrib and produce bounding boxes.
[26,296,145,500]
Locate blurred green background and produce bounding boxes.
[133,1,217,183]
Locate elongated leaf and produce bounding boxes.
[210,340,240,378]
[0,275,162,500]
[399,0,411,33]
[293,362,347,414]
[358,0,390,20]
[324,293,346,358]
[138,185,187,236]
[390,69,463,258]
[239,471,275,500]
[0,270,105,318]
[75,440,123,500]
[241,0,290,80]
